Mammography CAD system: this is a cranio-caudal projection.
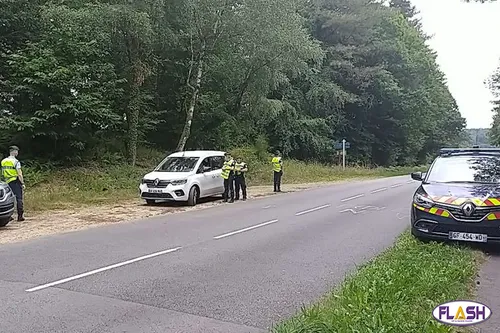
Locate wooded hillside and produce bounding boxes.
[0,0,465,167]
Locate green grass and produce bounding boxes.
[21,149,426,212]
[271,231,483,333]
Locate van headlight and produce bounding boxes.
[413,193,434,209]
[171,179,187,186]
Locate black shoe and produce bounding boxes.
[17,216,25,222]
[229,199,234,203]
[235,198,239,201]
[243,198,247,201]
[223,199,228,202]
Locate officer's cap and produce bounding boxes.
[9,145,19,152]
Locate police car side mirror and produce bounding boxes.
[202,166,211,173]
[411,172,423,181]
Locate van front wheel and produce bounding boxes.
[187,186,199,206]
[0,217,12,228]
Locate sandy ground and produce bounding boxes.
[0,182,336,245]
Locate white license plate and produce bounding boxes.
[449,232,487,243]
[148,189,163,193]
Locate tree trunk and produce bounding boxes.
[176,45,205,152]
[127,84,140,166]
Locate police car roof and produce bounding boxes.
[168,150,226,158]
[439,147,500,156]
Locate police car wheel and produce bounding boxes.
[187,186,198,206]
[145,199,156,205]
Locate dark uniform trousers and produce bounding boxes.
[223,174,235,202]
[235,174,247,200]
[273,171,282,192]
[9,179,24,216]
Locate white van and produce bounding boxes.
[139,150,225,206]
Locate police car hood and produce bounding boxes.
[144,171,191,181]
[422,182,500,203]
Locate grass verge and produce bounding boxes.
[22,149,426,212]
[271,231,483,333]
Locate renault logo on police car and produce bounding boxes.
[153,178,160,186]
[462,202,475,217]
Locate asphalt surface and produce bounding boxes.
[0,176,418,333]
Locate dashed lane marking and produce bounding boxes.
[371,187,387,194]
[213,219,279,240]
[390,183,403,188]
[295,204,331,216]
[26,247,182,292]
[341,194,364,202]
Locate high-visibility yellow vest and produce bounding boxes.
[221,159,235,179]
[271,156,282,172]
[1,157,19,183]
[235,162,247,176]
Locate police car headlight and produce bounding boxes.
[171,179,187,186]
[413,193,434,209]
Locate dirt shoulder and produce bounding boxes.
[0,182,341,245]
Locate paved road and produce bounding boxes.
[0,176,418,333]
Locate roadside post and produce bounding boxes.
[334,139,350,170]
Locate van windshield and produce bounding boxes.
[155,156,199,172]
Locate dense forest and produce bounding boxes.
[0,0,466,167]
[487,66,500,146]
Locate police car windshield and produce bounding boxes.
[427,155,500,184]
[155,157,199,172]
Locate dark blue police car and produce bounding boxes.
[411,147,500,244]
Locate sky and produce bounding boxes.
[410,0,500,129]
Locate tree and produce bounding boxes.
[0,0,467,166]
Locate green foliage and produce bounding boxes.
[486,67,500,146]
[0,0,466,167]
[271,231,481,333]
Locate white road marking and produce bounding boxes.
[397,213,408,220]
[295,204,331,216]
[340,208,359,214]
[341,194,364,202]
[371,187,387,194]
[25,247,182,292]
[390,183,403,188]
[213,220,278,239]
[341,206,386,215]
[406,180,414,184]
[262,205,273,209]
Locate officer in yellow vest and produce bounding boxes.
[221,152,236,203]
[1,146,25,221]
[271,150,283,192]
[234,156,248,201]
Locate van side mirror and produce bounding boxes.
[411,172,423,181]
[202,165,211,172]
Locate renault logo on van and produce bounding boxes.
[462,203,475,217]
[153,178,160,186]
